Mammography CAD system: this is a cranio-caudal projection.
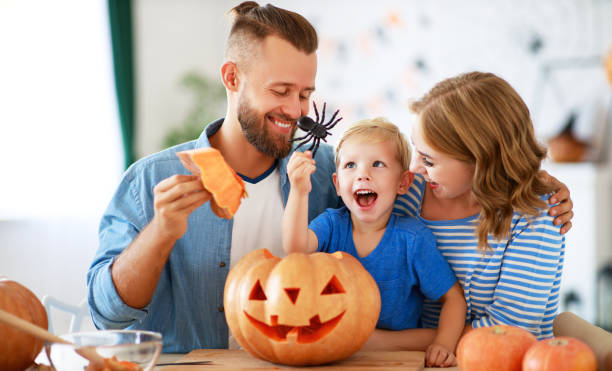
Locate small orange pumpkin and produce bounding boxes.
[177,148,247,219]
[224,249,381,366]
[523,336,597,371]
[457,325,537,371]
[0,278,48,371]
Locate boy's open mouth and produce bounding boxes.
[354,189,377,207]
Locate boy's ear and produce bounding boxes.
[332,173,341,196]
[221,61,239,92]
[397,170,414,195]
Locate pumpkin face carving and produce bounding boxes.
[224,249,381,366]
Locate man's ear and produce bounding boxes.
[221,61,239,92]
[332,173,341,196]
[397,170,414,195]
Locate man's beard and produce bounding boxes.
[237,93,296,159]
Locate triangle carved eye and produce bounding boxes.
[249,280,267,300]
[320,275,346,295]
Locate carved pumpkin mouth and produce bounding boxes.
[244,311,346,343]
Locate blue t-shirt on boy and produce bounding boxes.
[310,206,456,330]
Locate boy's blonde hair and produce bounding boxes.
[334,117,411,171]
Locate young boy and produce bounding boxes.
[282,117,466,367]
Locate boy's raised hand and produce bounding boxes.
[283,150,319,254]
[287,151,316,194]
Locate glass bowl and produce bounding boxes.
[45,330,162,371]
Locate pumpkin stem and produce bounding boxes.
[492,326,506,335]
[330,251,344,260]
[548,338,569,346]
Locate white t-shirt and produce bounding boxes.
[228,165,285,349]
[230,165,286,268]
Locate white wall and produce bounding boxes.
[135,0,612,158]
[542,161,612,322]
[135,0,612,323]
[134,0,232,157]
[0,219,99,334]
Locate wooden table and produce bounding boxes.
[159,349,429,370]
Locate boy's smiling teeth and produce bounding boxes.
[354,189,377,207]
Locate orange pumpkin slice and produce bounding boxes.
[177,148,247,219]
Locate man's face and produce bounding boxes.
[236,36,317,159]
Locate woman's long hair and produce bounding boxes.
[410,72,554,250]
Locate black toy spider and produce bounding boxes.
[289,101,342,158]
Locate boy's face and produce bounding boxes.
[333,138,412,225]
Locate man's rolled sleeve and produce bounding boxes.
[88,257,149,329]
[87,167,151,329]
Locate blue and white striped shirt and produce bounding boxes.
[393,174,565,339]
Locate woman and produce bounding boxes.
[396,71,565,340]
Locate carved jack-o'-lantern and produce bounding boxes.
[223,249,381,366]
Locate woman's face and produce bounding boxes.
[409,117,475,202]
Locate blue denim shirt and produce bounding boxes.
[86,119,341,353]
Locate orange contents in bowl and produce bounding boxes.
[85,356,143,371]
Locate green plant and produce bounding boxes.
[163,72,226,148]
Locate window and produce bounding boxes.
[0,0,123,219]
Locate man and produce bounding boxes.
[87,2,340,353]
[87,2,574,353]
